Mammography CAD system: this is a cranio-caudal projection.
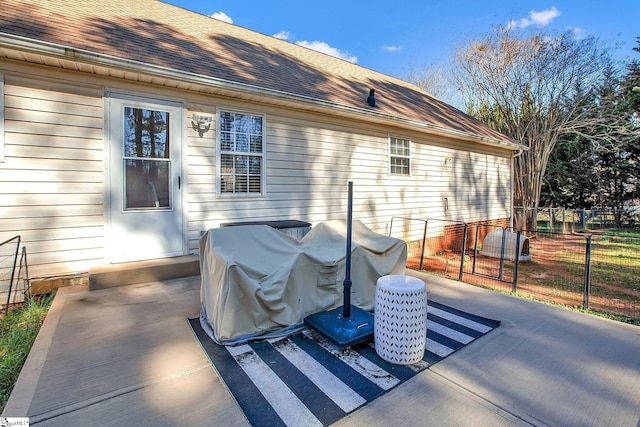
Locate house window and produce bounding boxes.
[218,110,265,195]
[0,73,4,163]
[389,137,410,175]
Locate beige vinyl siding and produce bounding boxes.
[184,105,217,252]
[185,105,512,252]
[0,73,105,277]
[0,73,4,162]
[0,61,512,279]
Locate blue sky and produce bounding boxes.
[165,1,639,80]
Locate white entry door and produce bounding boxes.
[106,93,184,263]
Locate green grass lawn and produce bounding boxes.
[0,293,54,413]
[591,234,640,294]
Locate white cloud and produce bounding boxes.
[506,18,529,30]
[273,31,357,63]
[567,26,585,39]
[296,40,358,63]
[273,31,293,41]
[382,45,403,52]
[507,7,561,30]
[530,7,561,26]
[210,11,233,24]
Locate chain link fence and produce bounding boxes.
[397,218,640,321]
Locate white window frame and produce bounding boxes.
[216,108,266,197]
[389,136,411,176]
[0,73,4,163]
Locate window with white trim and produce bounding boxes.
[389,137,410,175]
[218,110,265,195]
[0,73,4,163]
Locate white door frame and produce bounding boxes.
[105,91,186,263]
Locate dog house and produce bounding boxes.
[479,229,531,262]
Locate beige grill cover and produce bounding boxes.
[199,220,407,344]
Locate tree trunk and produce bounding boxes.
[525,209,537,233]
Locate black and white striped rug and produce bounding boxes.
[189,301,499,427]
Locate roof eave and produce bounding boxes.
[0,32,525,151]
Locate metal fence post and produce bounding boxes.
[458,223,468,281]
[3,235,21,313]
[389,216,430,271]
[583,235,592,310]
[419,219,428,271]
[513,231,521,293]
[499,227,506,281]
[472,224,479,274]
[17,246,30,298]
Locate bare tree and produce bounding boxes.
[405,63,458,106]
[451,26,622,230]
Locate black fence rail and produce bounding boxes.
[395,218,640,321]
[1,235,30,313]
[389,217,473,278]
[515,206,640,231]
[461,223,519,292]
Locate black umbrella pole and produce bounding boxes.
[342,181,353,318]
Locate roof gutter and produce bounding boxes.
[0,32,524,151]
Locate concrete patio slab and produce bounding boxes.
[3,272,640,426]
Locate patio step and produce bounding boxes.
[88,255,200,291]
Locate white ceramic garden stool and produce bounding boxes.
[374,275,428,365]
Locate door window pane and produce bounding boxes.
[125,159,171,209]
[124,107,170,158]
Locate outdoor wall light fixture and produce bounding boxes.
[366,88,376,107]
[191,113,212,137]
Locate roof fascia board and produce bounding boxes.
[0,32,525,151]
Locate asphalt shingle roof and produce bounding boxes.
[0,0,518,146]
